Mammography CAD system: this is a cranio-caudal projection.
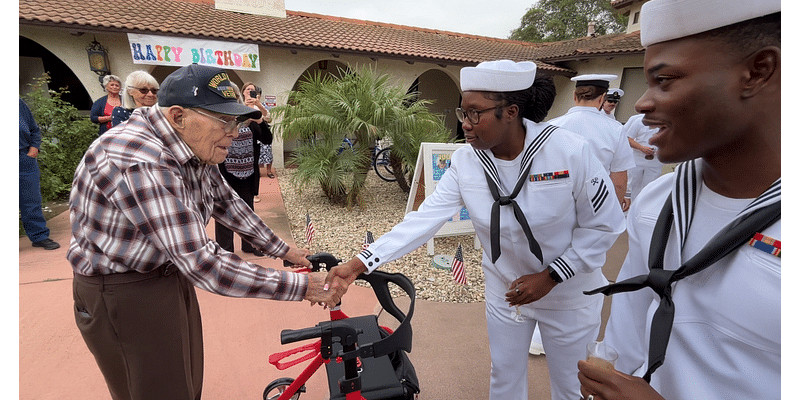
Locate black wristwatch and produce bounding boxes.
[547,266,563,284]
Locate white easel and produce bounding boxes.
[405,143,480,255]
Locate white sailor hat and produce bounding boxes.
[641,0,780,47]
[570,74,618,89]
[460,60,537,92]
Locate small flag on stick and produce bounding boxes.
[362,230,375,251]
[305,213,315,246]
[451,243,467,285]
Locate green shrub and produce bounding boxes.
[273,66,452,207]
[23,74,97,202]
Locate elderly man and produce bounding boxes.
[68,64,340,400]
[577,1,780,399]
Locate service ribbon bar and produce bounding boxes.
[531,170,569,182]
[749,232,781,257]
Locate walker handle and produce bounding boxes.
[283,252,342,272]
[281,326,324,345]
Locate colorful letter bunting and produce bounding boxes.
[127,33,260,71]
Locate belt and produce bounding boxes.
[74,263,177,286]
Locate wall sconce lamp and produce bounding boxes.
[86,37,110,84]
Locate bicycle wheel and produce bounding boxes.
[263,377,304,400]
[373,147,397,182]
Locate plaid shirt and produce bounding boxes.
[67,106,307,301]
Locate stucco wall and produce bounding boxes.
[19,25,646,167]
[546,54,645,125]
[19,26,463,169]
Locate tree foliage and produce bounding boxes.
[271,66,451,207]
[510,0,627,43]
[23,73,97,202]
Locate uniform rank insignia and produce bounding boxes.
[749,232,781,257]
[531,170,569,182]
[588,177,609,213]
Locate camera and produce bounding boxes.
[249,89,258,99]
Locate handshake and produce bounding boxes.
[282,249,369,307]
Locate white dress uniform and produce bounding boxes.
[622,113,664,202]
[548,106,635,175]
[357,119,625,400]
[602,160,781,399]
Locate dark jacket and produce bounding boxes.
[89,95,111,136]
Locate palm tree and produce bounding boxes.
[272,66,451,207]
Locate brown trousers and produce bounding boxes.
[73,266,204,400]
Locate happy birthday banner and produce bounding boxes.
[127,33,260,71]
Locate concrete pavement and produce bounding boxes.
[19,175,628,400]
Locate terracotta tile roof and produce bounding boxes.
[19,0,580,74]
[611,0,637,10]
[533,31,644,62]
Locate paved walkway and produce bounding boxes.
[19,175,628,400]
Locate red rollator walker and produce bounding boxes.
[264,253,419,400]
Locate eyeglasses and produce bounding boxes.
[455,105,504,125]
[188,108,241,133]
[606,100,619,104]
[129,86,159,95]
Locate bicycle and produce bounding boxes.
[372,138,402,182]
[264,253,419,400]
[338,137,355,155]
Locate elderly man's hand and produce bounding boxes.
[304,272,342,307]
[282,247,312,269]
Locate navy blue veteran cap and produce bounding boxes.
[158,64,261,121]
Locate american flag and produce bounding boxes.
[451,243,467,285]
[362,230,374,251]
[305,213,315,245]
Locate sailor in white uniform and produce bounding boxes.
[623,113,664,203]
[327,60,625,400]
[601,88,624,120]
[548,75,635,211]
[531,84,629,355]
[577,1,781,399]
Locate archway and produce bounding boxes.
[408,69,461,140]
[19,36,93,111]
[291,59,349,92]
[282,59,349,158]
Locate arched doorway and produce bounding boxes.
[282,59,349,158]
[19,36,93,111]
[408,69,461,140]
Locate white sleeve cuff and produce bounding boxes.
[356,248,382,273]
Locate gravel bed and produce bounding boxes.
[278,169,486,303]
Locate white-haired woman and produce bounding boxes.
[111,70,159,126]
[89,74,122,136]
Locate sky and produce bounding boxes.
[283,0,536,39]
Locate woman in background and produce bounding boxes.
[89,74,123,136]
[112,70,159,126]
[240,82,273,203]
[214,82,272,256]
